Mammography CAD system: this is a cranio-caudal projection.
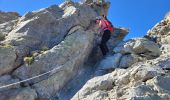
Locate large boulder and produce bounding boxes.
[3,4,97,50]
[0,45,17,75]
[94,53,122,76]
[119,54,142,68]
[72,72,115,100]
[0,45,28,76]
[4,5,63,48]
[113,38,161,59]
[96,53,122,70]
[13,29,95,99]
[107,27,129,51]
[127,63,164,82]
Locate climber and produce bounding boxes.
[96,15,114,56]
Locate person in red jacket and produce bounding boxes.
[96,15,114,56]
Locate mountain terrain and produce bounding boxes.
[0,0,170,100]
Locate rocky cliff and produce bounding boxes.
[72,11,170,100]
[0,0,169,100]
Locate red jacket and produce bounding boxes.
[97,19,114,32]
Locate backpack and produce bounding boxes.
[101,19,114,32]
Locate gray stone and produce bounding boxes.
[97,53,122,70]
[72,12,170,100]
[128,84,157,97]
[72,63,165,100]
[113,27,129,39]
[0,45,27,77]
[71,69,127,100]
[129,63,164,82]
[13,30,95,99]
[0,75,20,92]
[113,38,161,59]
[0,1,133,100]
[0,11,20,24]
[113,40,135,54]
[119,54,140,68]
[0,87,37,100]
[0,34,4,41]
[0,45,17,76]
[160,44,170,55]
[130,95,164,100]
[147,13,170,43]
[62,4,77,17]
[0,20,18,41]
[132,38,161,59]
[146,76,170,94]
[72,62,163,100]
[59,1,74,9]
[159,58,170,69]
[72,73,114,100]
[2,1,168,100]
[107,27,129,51]
[4,5,63,48]
[74,90,108,100]
[160,35,170,44]
[4,4,96,50]
[113,63,164,86]
[83,0,112,16]
[127,82,168,100]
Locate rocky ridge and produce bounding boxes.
[72,12,170,100]
[0,0,169,100]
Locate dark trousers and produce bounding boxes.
[100,30,111,56]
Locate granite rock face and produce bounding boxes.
[0,11,20,24]
[13,29,95,99]
[72,12,170,100]
[3,4,97,50]
[0,0,116,99]
[1,0,170,100]
[72,63,166,100]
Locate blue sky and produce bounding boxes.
[0,0,170,39]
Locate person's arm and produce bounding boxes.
[95,20,102,33]
[99,20,102,28]
[98,20,104,33]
